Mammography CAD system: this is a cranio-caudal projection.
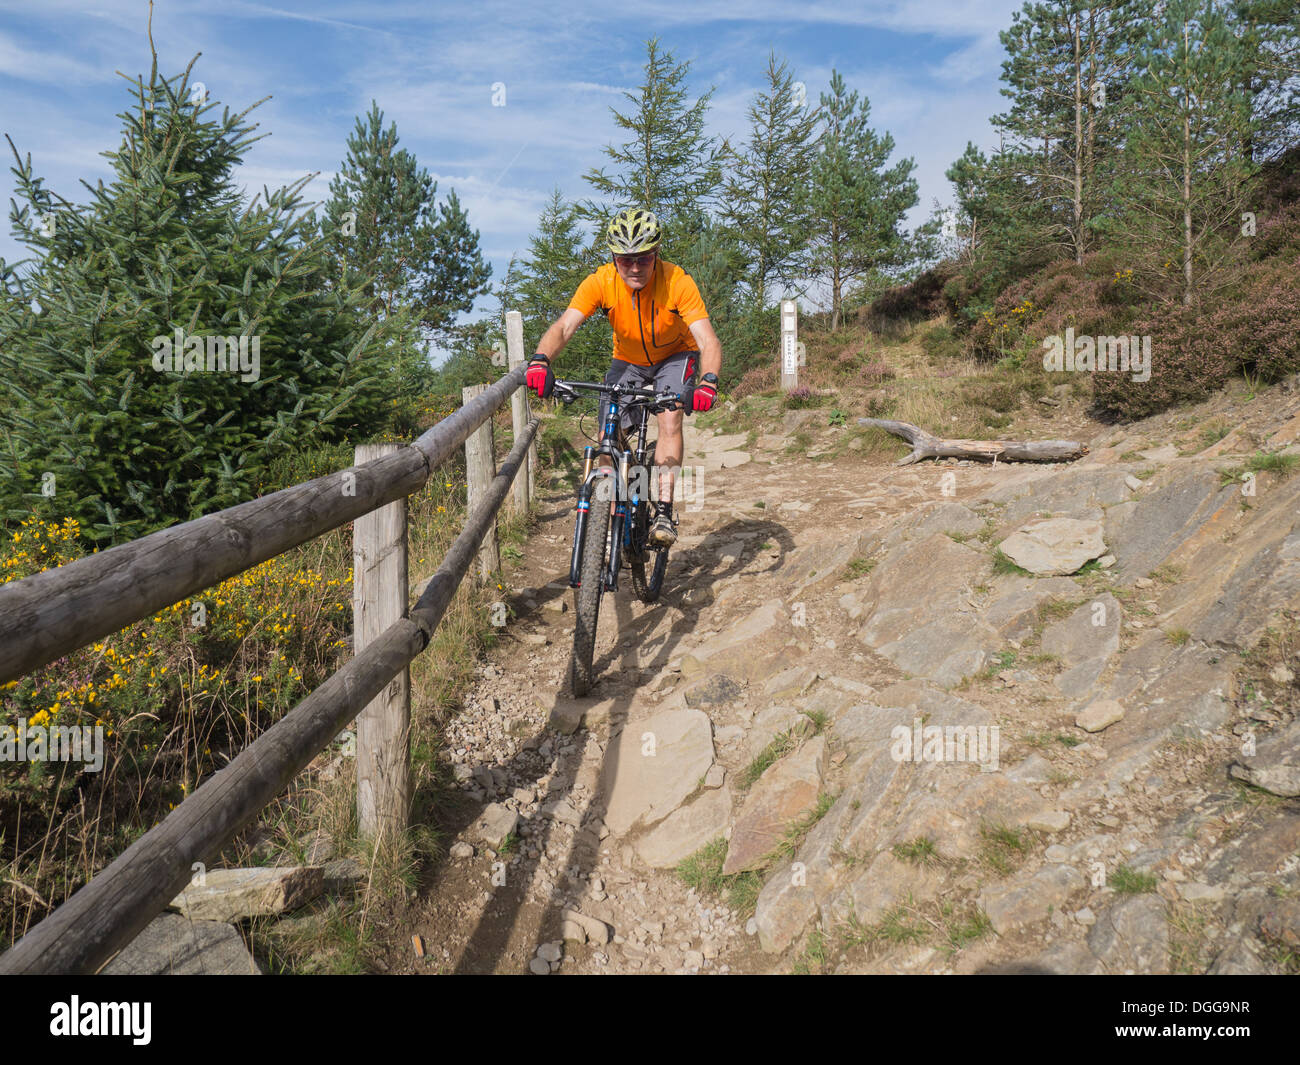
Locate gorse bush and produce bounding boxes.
[0,60,402,545]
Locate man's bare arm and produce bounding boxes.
[535,308,587,360]
[687,317,723,380]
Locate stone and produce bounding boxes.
[470,803,519,849]
[763,666,819,699]
[599,708,715,835]
[1259,899,1300,949]
[171,867,323,922]
[1178,881,1225,903]
[828,849,945,930]
[546,694,618,734]
[1087,895,1169,974]
[724,737,826,874]
[537,941,563,963]
[979,864,1084,935]
[1229,718,1300,797]
[635,787,733,869]
[684,949,705,968]
[1076,699,1125,733]
[1075,907,1096,926]
[539,799,583,827]
[999,518,1107,575]
[449,842,475,859]
[1124,475,1143,491]
[704,765,726,789]
[683,674,743,708]
[529,957,550,975]
[560,919,587,943]
[1109,471,1233,580]
[102,913,263,975]
[1026,810,1071,833]
[753,863,822,955]
[322,858,362,896]
[560,908,612,946]
[983,577,1081,641]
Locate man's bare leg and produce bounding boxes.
[654,408,684,516]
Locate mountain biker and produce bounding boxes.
[525,207,723,548]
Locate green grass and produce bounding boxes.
[675,839,765,918]
[1165,628,1191,646]
[1056,733,1082,748]
[791,928,830,974]
[978,823,1034,876]
[844,556,876,579]
[1108,864,1158,895]
[892,837,938,865]
[992,549,1031,577]
[1198,423,1231,450]
[771,792,837,863]
[739,730,797,788]
[804,709,830,734]
[1150,563,1184,584]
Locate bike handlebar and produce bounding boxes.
[552,378,689,413]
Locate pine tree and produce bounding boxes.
[318,102,492,340]
[1231,0,1300,163]
[994,0,1144,265]
[721,52,820,304]
[581,38,726,229]
[806,71,919,330]
[1114,0,1259,304]
[0,54,392,544]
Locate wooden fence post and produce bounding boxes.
[463,384,500,582]
[505,310,532,514]
[353,443,411,843]
[781,298,800,391]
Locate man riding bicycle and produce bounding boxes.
[525,207,723,548]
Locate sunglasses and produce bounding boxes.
[614,252,656,268]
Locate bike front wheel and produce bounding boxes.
[570,480,613,696]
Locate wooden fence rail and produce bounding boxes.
[0,366,525,686]
[0,356,540,974]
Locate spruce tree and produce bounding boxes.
[581,38,726,230]
[806,71,919,329]
[721,52,821,304]
[0,54,392,544]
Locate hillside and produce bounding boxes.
[356,326,1300,975]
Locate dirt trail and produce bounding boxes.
[376,414,1019,974]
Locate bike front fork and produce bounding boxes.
[569,446,631,591]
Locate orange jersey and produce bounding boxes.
[568,259,709,366]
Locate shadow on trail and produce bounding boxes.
[441,509,797,974]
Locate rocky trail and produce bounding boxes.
[379,388,1300,975]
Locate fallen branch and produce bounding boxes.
[856,418,1089,467]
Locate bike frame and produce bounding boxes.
[557,380,681,592]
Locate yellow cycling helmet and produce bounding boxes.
[606,207,662,255]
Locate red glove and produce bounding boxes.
[690,381,716,412]
[526,355,554,398]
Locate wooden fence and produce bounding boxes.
[0,312,541,974]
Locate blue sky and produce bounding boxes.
[0,0,1023,334]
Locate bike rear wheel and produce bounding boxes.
[570,481,612,696]
[629,501,670,602]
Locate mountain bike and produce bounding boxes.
[552,378,688,696]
